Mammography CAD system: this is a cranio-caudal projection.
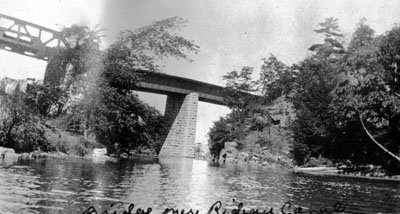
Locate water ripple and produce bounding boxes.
[0,157,399,213]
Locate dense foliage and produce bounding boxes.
[0,90,48,152]
[291,19,400,174]
[209,56,292,159]
[291,18,345,165]
[209,18,400,174]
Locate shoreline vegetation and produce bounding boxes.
[3,143,400,182]
[208,18,400,177]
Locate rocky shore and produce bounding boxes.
[210,140,292,168]
[0,146,79,160]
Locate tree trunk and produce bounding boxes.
[360,115,400,162]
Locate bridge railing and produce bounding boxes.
[0,13,65,60]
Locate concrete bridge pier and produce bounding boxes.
[159,92,199,158]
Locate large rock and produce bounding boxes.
[0,146,19,160]
[217,96,295,167]
[267,95,296,128]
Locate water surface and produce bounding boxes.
[0,155,399,214]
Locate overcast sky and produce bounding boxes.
[1,0,400,143]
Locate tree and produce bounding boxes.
[208,66,260,157]
[308,17,345,59]
[40,25,103,118]
[223,66,259,110]
[258,54,294,103]
[92,17,199,154]
[208,117,235,159]
[0,90,48,152]
[106,17,199,74]
[326,20,379,163]
[328,21,400,173]
[291,17,345,165]
[222,66,261,129]
[209,54,295,159]
[295,18,400,174]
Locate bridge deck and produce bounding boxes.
[136,71,227,105]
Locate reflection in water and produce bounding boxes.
[188,160,209,209]
[288,173,400,214]
[0,156,399,214]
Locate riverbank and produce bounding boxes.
[0,146,91,160]
[0,147,124,167]
[294,166,400,181]
[213,140,293,169]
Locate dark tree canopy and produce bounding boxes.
[209,18,400,175]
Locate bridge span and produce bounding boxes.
[0,13,232,158]
[137,71,225,106]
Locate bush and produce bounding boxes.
[24,83,68,117]
[70,137,96,156]
[304,156,333,167]
[0,91,49,153]
[45,126,98,156]
[92,87,167,155]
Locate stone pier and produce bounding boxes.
[159,93,199,158]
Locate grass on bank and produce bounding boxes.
[44,120,102,157]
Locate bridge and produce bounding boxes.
[0,13,232,158]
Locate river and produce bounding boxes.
[0,153,399,214]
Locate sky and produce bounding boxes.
[1,0,400,144]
